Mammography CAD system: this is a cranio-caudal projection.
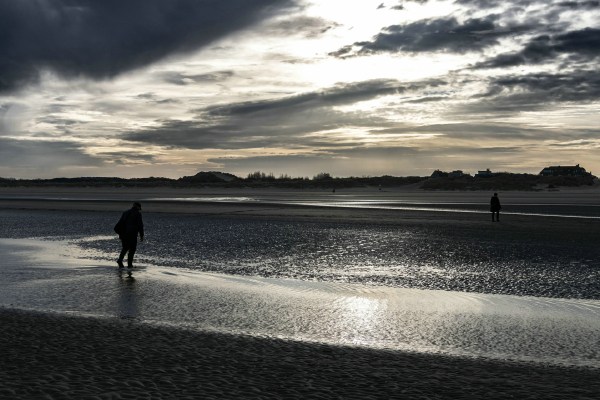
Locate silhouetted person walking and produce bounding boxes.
[115,202,144,268]
[490,193,501,222]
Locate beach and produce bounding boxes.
[0,187,599,398]
[2,308,599,400]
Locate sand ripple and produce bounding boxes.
[1,309,599,399]
[1,209,599,299]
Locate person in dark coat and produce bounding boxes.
[490,193,501,222]
[116,202,144,268]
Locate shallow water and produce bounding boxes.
[0,209,598,299]
[147,196,600,218]
[3,190,600,217]
[0,237,598,368]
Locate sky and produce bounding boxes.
[1,0,600,179]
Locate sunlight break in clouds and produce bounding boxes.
[1,0,600,178]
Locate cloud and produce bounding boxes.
[331,15,528,57]
[123,79,440,150]
[205,79,409,116]
[473,69,600,112]
[556,1,600,9]
[548,138,600,149]
[0,138,102,170]
[158,70,235,86]
[376,123,550,140]
[94,151,159,165]
[475,28,600,68]
[123,114,372,151]
[0,0,294,92]
[454,0,529,8]
[206,146,422,176]
[0,103,10,129]
[263,16,339,38]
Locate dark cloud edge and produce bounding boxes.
[0,0,296,93]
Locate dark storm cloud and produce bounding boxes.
[124,79,440,149]
[476,28,600,68]
[205,79,410,116]
[331,15,529,57]
[0,0,294,92]
[474,69,600,112]
[124,119,264,150]
[123,116,366,150]
[556,1,600,9]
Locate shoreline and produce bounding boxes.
[1,236,598,370]
[1,186,599,220]
[2,307,599,399]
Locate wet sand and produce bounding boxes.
[2,190,599,299]
[1,187,600,228]
[0,235,598,398]
[1,237,598,368]
[2,308,599,400]
[1,187,599,398]
[1,185,599,218]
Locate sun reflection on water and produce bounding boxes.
[335,295,388,346]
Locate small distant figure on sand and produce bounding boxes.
[114,202,144,268]
[490,193,501,222]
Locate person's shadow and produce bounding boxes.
[117,269,139,319]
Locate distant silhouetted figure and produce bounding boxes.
[490,193,501,222]
[115,202,144,268]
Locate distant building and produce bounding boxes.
[430,169,448,178]
[431,169,469,178]
[539,164,591,177]
[475,168,495,178]
[448,170,466,178]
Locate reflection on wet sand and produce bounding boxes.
[117,269,138,320]
[0,238,598,368]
